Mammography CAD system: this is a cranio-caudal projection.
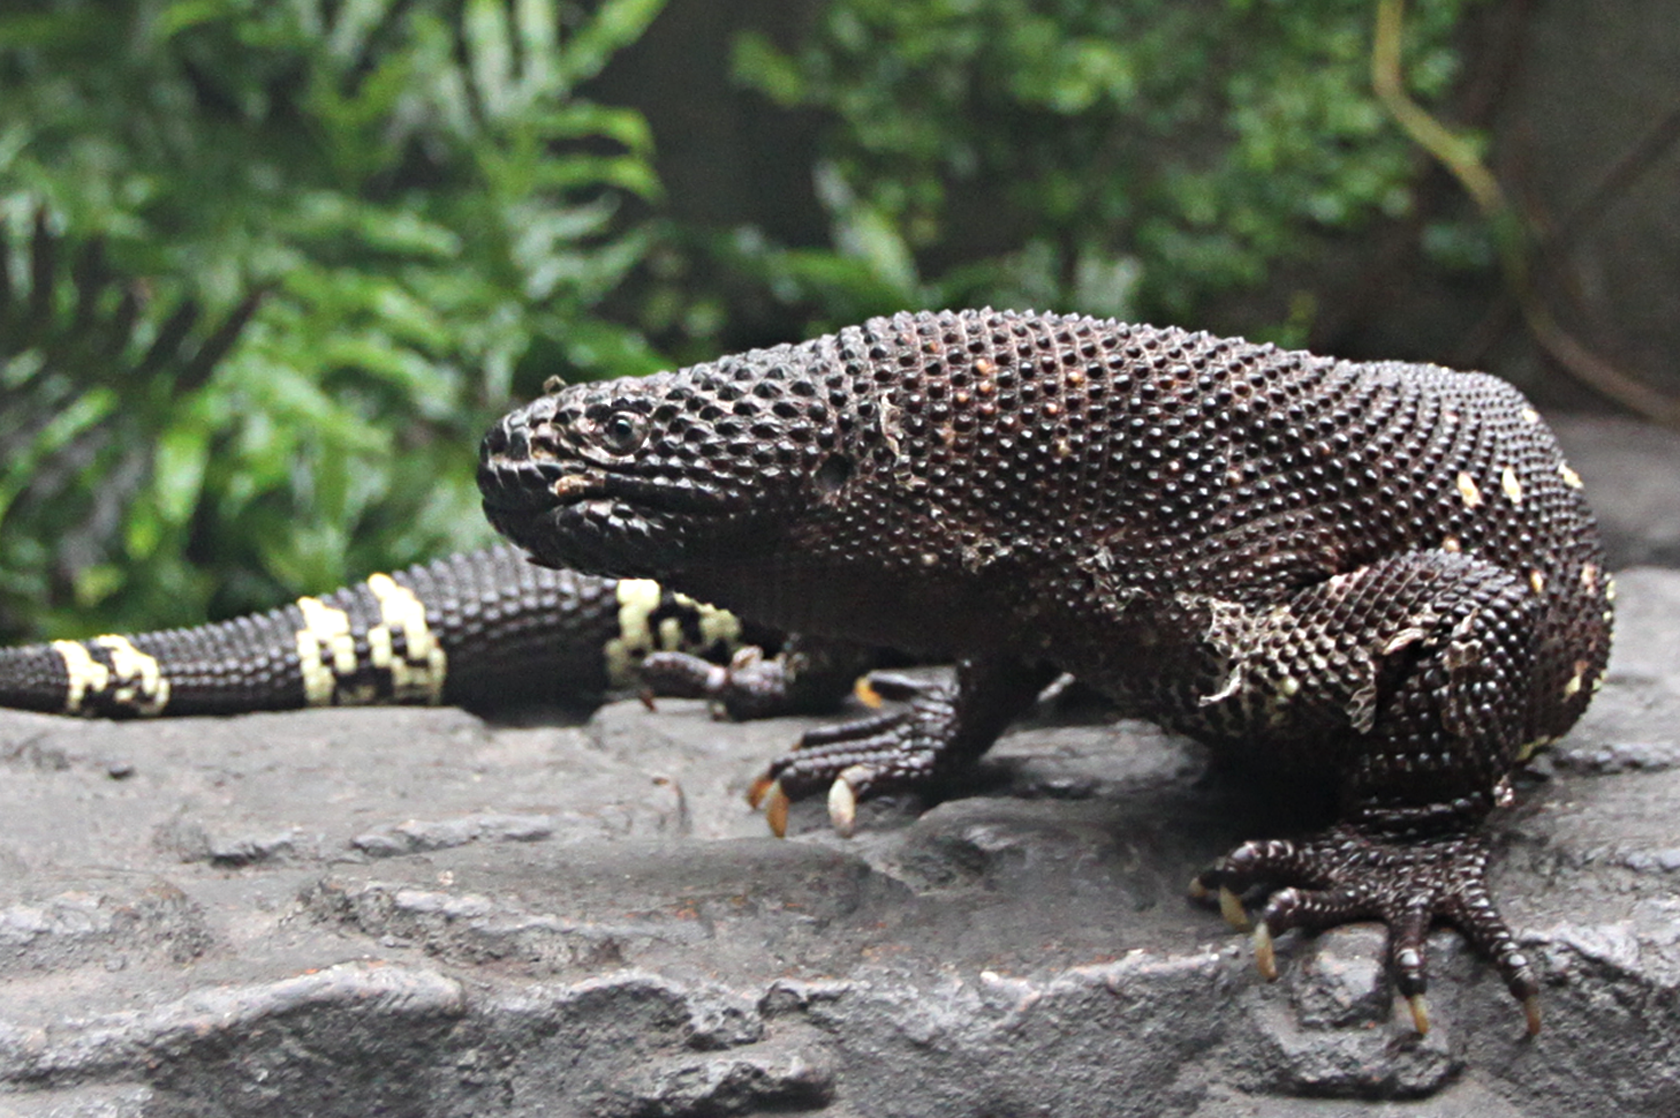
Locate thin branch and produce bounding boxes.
[1373,0,1680,428]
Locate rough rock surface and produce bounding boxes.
[1,418,1676,1117]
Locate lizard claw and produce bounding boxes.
[746,774,792,837]
[828,767,866,837]
[853,671,942,704]
[1219,885,1251,931]
[1408,992,1432,1036]
[1253,922,1278,981]
[1188,878,1253,930]
[825,765,880,838]
[744,777,791,838]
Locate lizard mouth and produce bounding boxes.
[479,464,670,576]
[477,452,609,511]
[478,418,742,578]
[480,452,723,520]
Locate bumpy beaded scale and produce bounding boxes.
[480,308,1614,1036]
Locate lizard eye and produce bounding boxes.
[593,410,648,455]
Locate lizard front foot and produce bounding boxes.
[748,673,960,838]
[1193,824,1541,1036]
[640,637,878,721]
[640,646,799,720]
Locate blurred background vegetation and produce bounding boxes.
[0,0,1665,640]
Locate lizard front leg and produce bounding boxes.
[749,656,1058,836]
[1188,551,1554,1034]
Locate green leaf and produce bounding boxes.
[557,0,667,87]
[153,419,211,525]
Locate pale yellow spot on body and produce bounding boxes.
[689,597,742,650]
[1559,462,1583,489]
[52,640,110,715]
[295,595,355,706]
[1441,537,1462,553]
[606,579,663,688]
[1564,660,1588,699]
[1456,472,1482,507]
[1581,563,1599,592]
[367,625,394,671]
[94,635,171,715]
[1529,570,1546,594]
[1500,465,1523,505]
[1521,406,1540,424]
[366,573,447,703]
[605,581,745,689]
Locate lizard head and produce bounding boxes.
[478,354,846,580]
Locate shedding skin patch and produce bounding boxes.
[1191,595,1361,730]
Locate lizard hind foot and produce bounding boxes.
[1193,824,1541,1036]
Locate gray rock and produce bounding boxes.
[1,579,1677,1114]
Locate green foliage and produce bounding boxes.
[0,0,668,639]
[724,0,1477,339]
[0,0,1485,641]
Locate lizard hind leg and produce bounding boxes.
[1190,551,1553,1035]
